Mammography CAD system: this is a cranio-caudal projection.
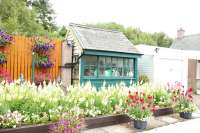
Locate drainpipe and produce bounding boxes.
[71,45,74,85]
[31,52,35,82]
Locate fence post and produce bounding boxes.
[32,52,35,82]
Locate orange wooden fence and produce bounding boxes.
[0,36,62,81]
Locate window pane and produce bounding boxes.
[99,57,105,76]
[112,58,118,76]
[83,56,97,76]
[99,57,112,77]
[129,59,134,77]
[123,58,134,77]
[123,59,129,76]
[117,58,123,76]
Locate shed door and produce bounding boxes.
[156,58,184,85]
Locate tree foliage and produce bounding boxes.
[0,0,62,37]
[94,22,173,47]
[0,0,45,35]
[26,0,57,31]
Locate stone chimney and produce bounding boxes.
[177,28,185,39]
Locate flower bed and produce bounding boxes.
[0,81,197,132]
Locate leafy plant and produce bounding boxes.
[0,111,24,128]
[49,109,84,133]
[139,75,149,85]
[0,52,6,64]
[152,88,171,108]
[126,90,157,121]
[173,87,197,113]
[33,38,54,69]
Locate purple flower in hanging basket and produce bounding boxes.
[0,30,13,46]
[33,43,55,52]
[37,61,54,68]
[0,60,6,64]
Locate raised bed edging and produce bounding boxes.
[85,114,131,129]
[0,108,173,133]
[153,107,173,116]
[0,124,50,133]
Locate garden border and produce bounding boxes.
[0,108,173,133]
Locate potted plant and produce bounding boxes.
[126,90,157,130]
[173,87,197,119]
[33,38,55,69]
[35,54,53,68]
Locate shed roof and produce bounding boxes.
[69,23,141,54]
[170,34,200,51]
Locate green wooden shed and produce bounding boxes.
[69,23,142,88]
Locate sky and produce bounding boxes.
[50,0,200,38]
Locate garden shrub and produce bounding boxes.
[139,75,149,85]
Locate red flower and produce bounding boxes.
[142,106,146,110]
[151,106,157,112]
[188,87,193,93]
[140,98,144,104]
[148,95,153,100]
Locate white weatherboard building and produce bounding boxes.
[136,44,188,89]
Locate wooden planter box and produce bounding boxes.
[153,107,173,116]
[0,124,50,133]
[0,108,174,133]
[85,114,131,129]
[0,114,131,133]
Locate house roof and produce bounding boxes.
[69,23,141,54]
[170,34,200,51]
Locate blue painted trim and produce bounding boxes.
[84,49,142,58]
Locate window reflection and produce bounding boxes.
[83,56,97,76]
[83,56,134,77]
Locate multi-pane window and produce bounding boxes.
[124,59,134,77]
[83,55,134,77]
[83,56,97,76]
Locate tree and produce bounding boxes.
[58,26,69,38]
[0,0,45,35]
[93,22,173,47]
[26,0,57,31]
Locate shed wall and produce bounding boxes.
[138,55,154,82]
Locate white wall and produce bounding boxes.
[136,44,188,89]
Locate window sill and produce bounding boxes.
[81,76,135,80]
